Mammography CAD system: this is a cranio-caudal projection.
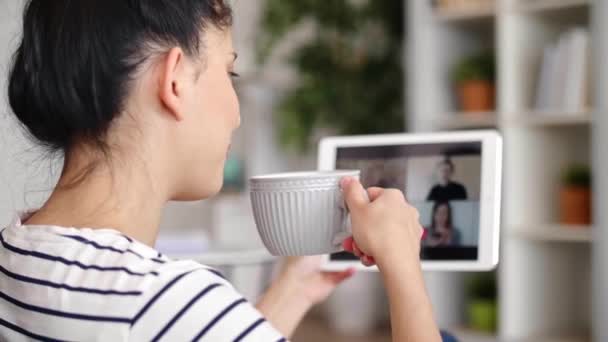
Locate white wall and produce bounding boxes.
[0,0,60,227]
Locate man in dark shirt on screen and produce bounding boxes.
[426,159,468,202]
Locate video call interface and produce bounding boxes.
[331,142,483,261]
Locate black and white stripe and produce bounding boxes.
[59,234,167,264]
[0,232,159,277]
[0,317,68,342]
[0,264,142,296]
[151,283,223,341]
[233,318,266,342]
[0,221,284,341]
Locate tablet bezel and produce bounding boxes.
[318,130,502,272]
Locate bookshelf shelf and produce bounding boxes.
[452,328,588,342]
[512,111,591,126]
[511,224,592,243]
[516,0,589,14]
[451,328,498,342]
[409,0,595,340]
[435,6,496,22]
[433,112,498,130]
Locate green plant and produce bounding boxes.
[466,272,498,332]
[467,272,497,301]
[452,52,495,84]
[469,300,497,333]
[562,164,591,188]
[259,1,405,151]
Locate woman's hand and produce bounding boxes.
[340,177,441,341]
[256,256,355,338]
[341,180,423,270]
[428,228,451,247]
[279,256,355,305]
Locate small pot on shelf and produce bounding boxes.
[452,51,495,114]
[457,80,495,113]
[560,165,592,226]
[559,165,592,226]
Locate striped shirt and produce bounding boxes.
[0,214,286,342]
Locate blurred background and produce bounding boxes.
[0,0,604,341]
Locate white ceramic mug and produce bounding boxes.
[249,170,360,256]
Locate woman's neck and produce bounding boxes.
[24,149,168,247]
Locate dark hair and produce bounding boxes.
[439,158,455,172]
[8,0,232,154]
[430,201,453,232]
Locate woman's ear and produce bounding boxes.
[159,47,186,121]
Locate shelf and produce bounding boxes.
[293,315,391,342]
[435,5,496,22]
[434,112,498,130]
[410,0,598,338]
[516,0,589,14]
[451,328,498,342]
[511,224,592,243]
[511,111,591,127]
[452,328,588,342]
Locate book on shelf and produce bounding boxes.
[534,28,590,116]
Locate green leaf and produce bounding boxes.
[259,0,405,151]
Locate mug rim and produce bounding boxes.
[250,170,360,182]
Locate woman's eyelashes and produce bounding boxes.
[228,71,240,78]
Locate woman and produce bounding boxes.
[424,201,461,247]
[1,1,439,341]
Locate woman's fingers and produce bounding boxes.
[361,255,375,267]
[367,187,384,201]
[341,177,368,211]
[322,268,356,284]
[343,237,376,267]
[342,237,355,252]
[352,241,363,257]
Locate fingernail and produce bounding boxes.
[342,239,351,251]
[340,177,353,188]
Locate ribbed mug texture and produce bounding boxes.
[250,171,360,256]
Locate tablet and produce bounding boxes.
[318,130,502,271]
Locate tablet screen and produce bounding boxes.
[330,141,483,262]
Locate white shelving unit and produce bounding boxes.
[435,6,496,22]
[408,0,596,340]
[432,112,499,130]
[511,224,592,243]
[515,0,589,13]
[511,111,591,127]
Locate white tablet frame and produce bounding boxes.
[318,130,502,272]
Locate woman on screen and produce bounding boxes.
[424,201,461,247]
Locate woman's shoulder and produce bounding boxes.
[151,258,231,287]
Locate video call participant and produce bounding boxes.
[423,201,461,247]
[426,158,468,202]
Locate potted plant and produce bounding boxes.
[560,164,592,225]
[258,1,405,152]
[466,272,497,333]
[452,52,496,113]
